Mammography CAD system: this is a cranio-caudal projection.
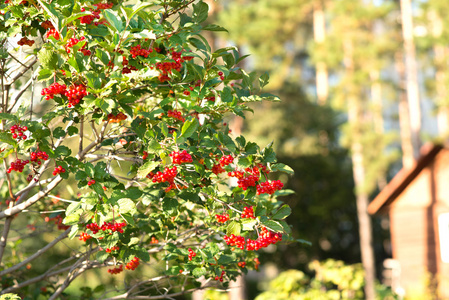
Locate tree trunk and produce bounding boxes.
[395,51,415,169]
[400,0,421,159]
[313,0,328,105]
[429,11,449,136]
[228,275,247,300]
[343,39,377,300]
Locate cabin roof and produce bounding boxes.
[367,143,444,215]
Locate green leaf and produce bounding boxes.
[61,12,92,28]
[226,221,241,236]
[202,24,228,32]
[272,205,291,220]
[54,145,71,157]
[63,214,80,225]
[192,267,207,278]
[96,251,109,263]
[104,9,123,32]
[0,113,18,123]
[118,198,136,214]
[38,68,54,81]
[217,254,235,265]
[162,198,178,215]
[271,163,294,175]
[193,1,209,23]
[241,219,257,231]
[262,220,284,233]
[259,72,270,89]
[84,162,95,178]
[68,225,79,240]
[38,48,59,70]
[180,116,199,138]
[128,237,140,246]
[0,132,17,147]
[137,161,160,179]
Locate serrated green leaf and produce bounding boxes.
[271,163,294,175]
[192,267,207,278]
[193,1,209,23]
[272,205,291,220]
[0,132,17,147]
[241,219,257,231]
[68,225,79,240]
[118,198,136,214]
[162,198,178,215]
[262,220,283,233]
[0,113,18,123]
[137,160,160,179]
[84,162,95,178]
[226,221,241,236]
[181,116,199,138]
[104,9,123,32]
[38,48,58,70]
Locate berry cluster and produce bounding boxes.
[125,257,140,270]
[41,20,54,29]
[170,150,192,164]
[215,213,230,223]
[105,246,120,253]
[85,223,100,234]
[205,96,216,102]
[65,37,90,55]
[44,214,70,230]
[79,3,112,25]
[183,90,190,96]
[224,227,282,251]
[150,236,159,244]
[188,248,196,261]
[107,265,123,275]
[238,261,246,268]
[87,179,96,186]
[256,180,283,195]
[101,222,126,233]
[30,151,49,165]
[107,112,127,123]
[142,151,148,160]
[237,174,259,190]
[7,159,29,173]
[212,164,225,175]
[52,165,66,176]
[45,28,60,40]
[18,37,34,46]
[130,44,152,58]
[167,110,185,122]
[241,206,255,219]
[155,50,191,82]
[10,124,28,141]
[215,270,225,282]
[245,227,282,251]
[78,232,92,242]
[218,71,224,81]
[65,84,87,107]
[147,166,177,183]
[219,155,233,167]
[41,82,67,100]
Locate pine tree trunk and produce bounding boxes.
[400,0,421,158]
[313,0,328,105]
[395,51,415,169]
[344,39,377,300]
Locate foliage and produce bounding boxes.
[0,0,294,298]
[255,259,398,300]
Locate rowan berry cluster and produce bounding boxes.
[125,257,140,270]
[215,270,225,282]
[170,150,193,164]
[215,213,230,223]
[107,112,127,123]
[105,246,119,253]
[41,20,54,29]
[52,165,66,176]
[236,174,259,190]
[30,150,49,165]
[78,232,92,242]
[45,214,70,230]
[238,261,246,268]
[219,155,233,167]
[79,3,112,26]
[167,110,185,122]
[142,151,148,160]
[87,179,96,186]
[155,50,190,82]
[212,164,225,175]
[86,223,100,234]
[218,71,225,81]
[107,265,123,275]
[147,166,177,183]
[223,234,245,249]
[130,44,151,58]
[65,84,87,107]
[101,222,126,233]
[241,206,255,219]
[45,28,60,40]
[150,236,159,244]
[256,180,284,195]
[18,37,34,46]
[41,82,67,100]
[10,124,28,141]
[7,159,29,173]
[246,227,282,251]
[65,37,90,56]
[205,96,216,102]
[188,248,196,261]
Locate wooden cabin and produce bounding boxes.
[368,143,449,298]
